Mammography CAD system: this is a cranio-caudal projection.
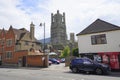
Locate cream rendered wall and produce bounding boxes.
[19,33,39,51]
[77,30,120,53]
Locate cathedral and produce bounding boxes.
[51,10,67,50]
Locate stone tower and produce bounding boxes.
[51,10,67,49]
[70,33,75,43]
[30,22,35,40]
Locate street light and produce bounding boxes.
[69,42,73,56]
[40,22,45,54]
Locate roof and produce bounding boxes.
[77,19,120,36]
[0,25,39,43]
[0,27,28,40]
[13,28,28,40]
[14,28,38,43]
[0,29,7,34]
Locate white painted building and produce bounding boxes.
[78,30,120,53]
[77,19,120,69]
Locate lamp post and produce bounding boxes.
[69,42,73,57]
[40,22,45,54]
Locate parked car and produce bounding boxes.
[69,58,111,75]
[60,58,65,63]
[49,58,60,64]
[48,60,52,65]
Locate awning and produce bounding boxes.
[49,52,57,55]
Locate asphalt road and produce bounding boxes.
[0,63,120,80]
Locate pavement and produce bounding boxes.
[42,63,69,71]
[1,63,120,77]
[42,63,120,77]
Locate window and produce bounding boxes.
[5,51,12,59]
[91,34,107,45]
[15,44,21,51]
[6,39,12,47]
[76,59,83,64]
[0,39,4,45]
[0,48,1,52]
[25,41,29,45]
[0,39,1,45]
[0,55,1,61]
[1,47,4,52]
[83,59,92,64]
[0,47,4,52]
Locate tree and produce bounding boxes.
[60,46,70,58]
[72,48,79,57]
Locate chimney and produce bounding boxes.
[30,22,35,40]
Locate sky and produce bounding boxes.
[0,0,120,40]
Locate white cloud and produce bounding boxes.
[0,0,120,40]
[44,0,120,39]
[0,0,31,29]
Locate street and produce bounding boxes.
[0,63,120,80]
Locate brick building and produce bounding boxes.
[0,22,48,67]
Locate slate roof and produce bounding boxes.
[13,28,37,42]
[77,19,120,36]
[13,28,28,40]
[0,26,39,43]
[0,28,27,39]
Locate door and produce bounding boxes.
[118,54,120,69]
[76,59,84,71]
[83,59,94,72]
[22,56,26,67]
[0,55,2,65]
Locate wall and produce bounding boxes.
[14,50,28,63]
[78,30,120,53]
[3,50,49,67]
[2,27,15,64]
[27,55,48,67]
[0,30,5,63]
[3,50,28,64]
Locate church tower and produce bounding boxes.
[30,22,35,40]
[51,10,67,49]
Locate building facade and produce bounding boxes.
[77,19,120,70]
[0,22,48,67]
[51,10,67,50]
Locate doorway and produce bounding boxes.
[118,54,120,69]
[22,56,26,67]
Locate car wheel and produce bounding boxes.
[72,68,78,73]
[95,68,103,75]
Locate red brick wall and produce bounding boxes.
[0,30,6,59]
[27,55,48,67]
[2,27,16,64]
[5,27,15,51]
[13,50,28,64]
[3,50,28,64]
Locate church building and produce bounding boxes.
[51,10,67,50]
